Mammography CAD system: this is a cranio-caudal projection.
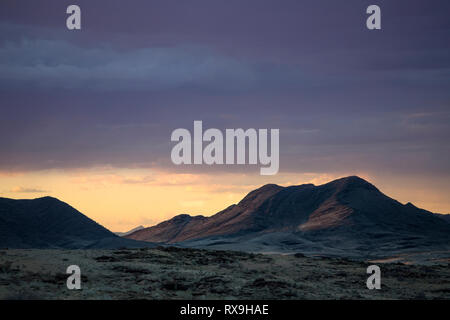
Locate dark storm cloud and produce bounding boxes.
[0,25,310,93]
[0,0,449,176]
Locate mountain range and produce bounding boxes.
[1,176,449,257]
[125,176,450,257]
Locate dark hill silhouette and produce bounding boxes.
[125,176,450,257]
[0,196,154,249]
[434,213,450,224]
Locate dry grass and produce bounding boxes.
[0,247,449,300]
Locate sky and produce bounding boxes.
[0,0,449,231]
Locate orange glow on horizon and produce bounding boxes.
[0,167,449,232]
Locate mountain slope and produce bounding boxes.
[434,213,450,224]
[127,183,284,243]
[0,196,154,249]
[125,176,450,256]
[114,225,145,237]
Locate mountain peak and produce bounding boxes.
[332,175,368,184]
[0,196,58,202]
[255,183,283,192]
[34,196,60,202]
[238,183,284,206]
[172,214,192,221]
[326,175,378,191]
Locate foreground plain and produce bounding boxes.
[0,247,449,299]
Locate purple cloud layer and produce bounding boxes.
[0,0,449,177]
